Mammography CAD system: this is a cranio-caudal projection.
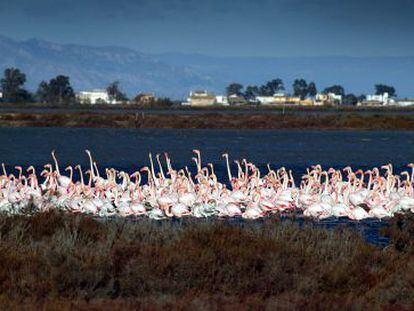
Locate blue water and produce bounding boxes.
[1,127,413,169]
[1,127,411,246]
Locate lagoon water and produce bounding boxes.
[1,127,413,171]
[1,127,412,246]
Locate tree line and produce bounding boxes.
[0,67,128,104]
[226,79,397,105]
[0,67,398,105]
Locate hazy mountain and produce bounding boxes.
[1,35,413,99]
[0,35,214,98]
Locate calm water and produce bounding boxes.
[1,127,413,169]
[1,127,412,246]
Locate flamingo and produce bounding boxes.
[0,150,413,221]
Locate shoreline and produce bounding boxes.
[3,102,414,111]
[0,110,414,130]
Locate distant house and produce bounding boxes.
[395,98,414,107]
[284,96,301,105]
[215,95,229,106]
[362,92,395,106]
[366,94,385,102]
[0,91,3,101]
[255,93,286,105]
[256,93,302,105]
[359,99,383,107]
[134,93,156,104]
[228,94,247,105]
[299,98,314,106]
[182,90,216,106]
[77,89,116,104]
[314,93,328,105]
[256,96,276,105]
[315,93,342,105]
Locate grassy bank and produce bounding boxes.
[0,212,413,309]
[1,111,414,129]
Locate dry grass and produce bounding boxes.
[1,111,414,130]
[0,212,413,309]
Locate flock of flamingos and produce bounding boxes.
[1,150,414,220]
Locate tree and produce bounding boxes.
[244,85,260,100]
[292,79,308,99]
[258,85,270,96]
[343,94,358,106]
[375,84,396,97]
[107,81,128,102]
[307,82,317,97]
[156,97,174,107]
[266,79,284,95]
[49,75,75,105]
[36,81,50,103]
[255,78,285,96]
[323,85,345,97]
[358,94,366,102]
[0,68,32,103]
[226,83,244,96]
[36,75,75,105]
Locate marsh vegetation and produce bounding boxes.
[1,111,414,130]
[0,212,413,309]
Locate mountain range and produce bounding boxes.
[1,35,413,99]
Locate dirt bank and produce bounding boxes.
[1,111,414,129]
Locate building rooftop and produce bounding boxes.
[79,89,107,94]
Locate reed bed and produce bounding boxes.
[1,111,414,129]
[0,212,413,309]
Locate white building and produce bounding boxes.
[255,93,304,105]
[330,93,342,103]
[255,96,275,104]
[215,95,229,106]
[77,89,117,104]
[395,99,414,107]
[365,92,395,105]
[255,93,289,105]
[0,91,3,100]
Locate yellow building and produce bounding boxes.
[286,96,301,104]
[134,93,156,104]
[186,90,216,107]
[299,99,314,106]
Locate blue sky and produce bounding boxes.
[0,0,413,57]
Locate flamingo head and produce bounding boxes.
[327,168,336,174]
